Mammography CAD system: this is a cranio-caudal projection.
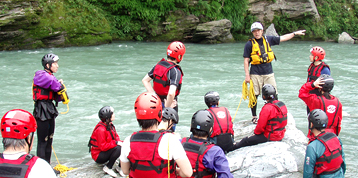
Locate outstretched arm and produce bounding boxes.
[280,30,306,42]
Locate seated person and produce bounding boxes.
[204,91,235,153]
[233,84,287,149]
[88,106,122,177]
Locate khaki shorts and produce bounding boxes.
[250,73,277,96]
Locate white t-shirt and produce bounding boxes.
[120,131,187,163]
[2,152,57,178]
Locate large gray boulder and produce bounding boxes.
[249,0,320,23]
[338,32,355,44]
[192,19,235,44]
[228,113,307,177]
[264,23,279,37]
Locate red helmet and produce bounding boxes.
[167,41,186,63]
[310,46,325,61]
[1,109,37,139]
[134,92,162,122]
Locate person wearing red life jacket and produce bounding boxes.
[306,46,331,113]
[204,91,235,153]
[299,74,342,141]
[303,109,345,178]
[119,92,192,178]
[142,41,186,113]
[233,84,287,149]
[89,106,123,177]
[180,110,233,178]
[0,109,56,178]
[32,53,65,164]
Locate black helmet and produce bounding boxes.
[320,74,334,92]
[204,91,220,108]
[308,109,328,130]
[262,84,276,100]
[162,107,179,124]
[190,110,213,134]
[42,53,59,71]
[98,106,114,122]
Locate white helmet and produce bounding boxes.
[251,22,263,32]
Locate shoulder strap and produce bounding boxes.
[209,108,223,133]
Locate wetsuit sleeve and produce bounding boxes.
[303,140,325,178]
[168,67,182,87]
[298,81,319,110]
[267,36,280,46]
[243,41,252,58]
[96,126,117,152]
[320,67,331,76]
[147,67,155,78]
[254,104,271,135]
[339,138,346,174]
[202,146,233,178]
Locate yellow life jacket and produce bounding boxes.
[249,36,275,65]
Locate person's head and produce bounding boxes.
[98,106,115,123]
[134,92,162,130]
[319,74,334,93]
[251,22,264,40]
[308,109,328,132]
[42,53,59,73]
[204,91,220,108]
[310,46,325,62]
[159,107,179,130]
[1,109,37,153]
[190,110,213,138]
[167,41,186,64]
[262,84,276,100]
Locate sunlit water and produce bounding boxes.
[1,41,357,176]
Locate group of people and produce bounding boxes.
[0,21,346,178]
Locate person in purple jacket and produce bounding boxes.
[32,53,64,164]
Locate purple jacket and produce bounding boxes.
[33,70,62,92]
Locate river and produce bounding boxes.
[0,41,357,176]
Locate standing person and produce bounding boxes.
[303,109,345,178]
[298,74,342,141]
[180,110,233,178]
[142,41,186,112]
[0,109,56,178]
[307,46,330,82]
[119,92,192,178]
[306,46,330,113]
[32,53,64,163]
[88,106,123,177]
[233,84,287,149]
[243,21,305,123]
[204,91,235,153]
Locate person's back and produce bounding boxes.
[120,92,192,178]
[303,109,345,178]
[0,109,56,178]
[204,91,234,153]
[181,110,233,178]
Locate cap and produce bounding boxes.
[251,22,263,32]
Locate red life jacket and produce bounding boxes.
[180,137,215,178]
[88,122,119,161]
[318,96,341,135]
[307,62,330,82]
[127,131,175,178]
[265,100,288,141]
[207,107,234,137]
[0,153,38,178]
[32,72,57,101]
[153,59,183,98]
[313,132,343,175]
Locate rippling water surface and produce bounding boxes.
[0,41,357,176]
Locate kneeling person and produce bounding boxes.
[180,110,233,178]
[303,109,345,178]
[234,84,287,149]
